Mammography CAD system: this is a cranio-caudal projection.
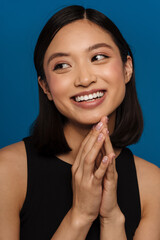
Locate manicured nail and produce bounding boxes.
[96,121,103,130]
[97,133,104,141]
[102,156,108,163]
[106,128,109,134]
[103,128,109,135]
[105,116,109,123]
[110,154,116,164]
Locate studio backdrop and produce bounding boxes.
[1,0,160,167]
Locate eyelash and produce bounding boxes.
[91,54,109,62]
[53,54,109,71]
[53,63,69,70]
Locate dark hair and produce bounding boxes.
[31,5,143,155]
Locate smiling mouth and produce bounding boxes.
[73,91,105,102]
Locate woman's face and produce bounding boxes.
[42,20,132,125]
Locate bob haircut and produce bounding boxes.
[32,5,143,155]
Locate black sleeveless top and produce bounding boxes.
[20,137,141,240]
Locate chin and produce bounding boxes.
[75,109,116,126]
[74,115,105,126]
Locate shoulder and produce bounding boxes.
[134,155,160,217]
[0,140,26,159]
[134,155,160,183]
[0,141,27,211]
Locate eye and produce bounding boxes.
[53,63,70,71]
[91,54,109,62]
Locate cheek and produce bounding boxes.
[46,74,69,98]
[99,60,126,102]
[103,60,125,84]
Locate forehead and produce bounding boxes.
[44,19,119,59]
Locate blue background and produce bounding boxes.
[1,0,160,167]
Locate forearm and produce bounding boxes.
[51,208,93,240]
[100,212,127,240]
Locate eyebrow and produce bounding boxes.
[47,52,70,66]
[47,43,113,65]
[87,43,113,52]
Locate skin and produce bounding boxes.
[42,20,132,126]
[40,19,132,163]
[0,19,160,240]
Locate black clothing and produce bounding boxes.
[20,137,141,240]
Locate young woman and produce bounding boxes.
[0,5,160,240]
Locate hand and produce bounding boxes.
[71,121,110,225]
[99,117,122,221]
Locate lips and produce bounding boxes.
[71,89,106,109]
[71,89,106,102]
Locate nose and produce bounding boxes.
[74,64,97,87]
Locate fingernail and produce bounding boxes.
[102,156,108,163]
[106,129,109,134]
[110,154,116,164]
[96,121,103,131]
[103,128,109,135]
[97,133,104,141]
[105,116,109,123]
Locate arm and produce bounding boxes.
[100,156,160,240]
[0,142,26,240]
[50,209,92,240]
[98,117,127,240]
[0,167,20,240]
[133,157,160,240]
[99,155,127,240]
[0,143,92,240]
[100,210,126,240]
[0,122,110,240]
[99,116,160,239]
[51,122,110,239]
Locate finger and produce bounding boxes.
[77,121,106,172]
[95,149,105,170]
[100,116,109,126]
[98,116,113,156]
[72,121,106,175]
[102,124,117,175]
[94,155,109,183]
[100,116,117,176]
[93,116,108,169]
[82,131,107,178]
[72,128,93,173]
[104,129,114,156]
[105,154,117,181]
[95,140,105,169]
[95,151,103,170]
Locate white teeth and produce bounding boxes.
[84,95,88,101]
[93,93,97,98]
[88,94,92,99]
[80,96,83,101]
[75,91,104,102]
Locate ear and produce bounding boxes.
[38,76,53,101]
[124,56,133,84]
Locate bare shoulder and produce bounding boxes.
[134,155,160,181]
[0,141,27,237]
[0,141,27,211]
[134,155,160,188]
[134,155,160,216]
[0,141,26,159]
